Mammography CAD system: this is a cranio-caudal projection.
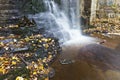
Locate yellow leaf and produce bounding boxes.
[39,40,42,43]
[33,71,37,75]
[0,57,4,60]
[0,67,7,74]
[16,76,24,80]
[43,44,49,49]
[38,66,44,70]
[0,42,4,46]
[45,77,49,80]
[12,61,17,65]
[33,44,36,46]
[25,37,29,42]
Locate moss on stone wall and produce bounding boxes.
[20,0,45,14]
[20,0,61,14]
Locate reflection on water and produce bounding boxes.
[116,44,120,51]
[51,42,120,80]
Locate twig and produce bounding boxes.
[17,54,29,66]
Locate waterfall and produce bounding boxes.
[29,0,95,45]
[62,0,80,29]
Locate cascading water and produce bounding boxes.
[29,0,96,45]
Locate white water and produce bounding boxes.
[29,0,96,45]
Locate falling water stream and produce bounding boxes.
[29,0,96,45]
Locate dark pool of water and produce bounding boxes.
[50,35,120,80]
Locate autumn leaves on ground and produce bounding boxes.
[0,17,61,80]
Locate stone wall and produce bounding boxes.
[0,0,22,26]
